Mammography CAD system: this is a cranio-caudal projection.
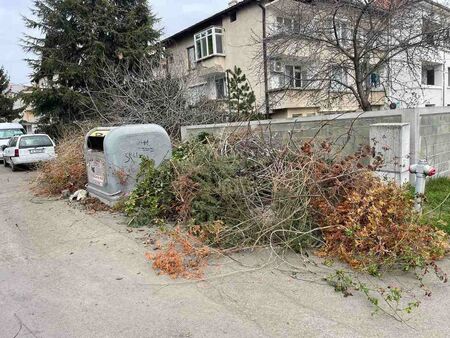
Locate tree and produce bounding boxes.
[22,0,160,125]
[0,67,20,122]
[226,66,257,119]
[88,58,231,138]
[265,0,450,111]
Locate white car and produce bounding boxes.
[2,134,56,171]
[0,123,26,162]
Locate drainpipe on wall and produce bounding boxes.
[443,60,446,106]
[257,0,270,117]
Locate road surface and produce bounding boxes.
[1,166,450,337]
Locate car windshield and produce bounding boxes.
[19,135,53,148]
[0,129,24,140]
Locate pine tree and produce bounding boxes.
[0,67,19,122]
[226,66,256,120]
[22,0,160,125]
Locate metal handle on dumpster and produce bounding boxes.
[86,184,122,197]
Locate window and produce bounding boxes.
[187,47,196,70]
[368,72,381,88]
[427,68,435,85]
[194,27,224,61]
[336,21,349,41]
[276,17,299,32]
[326,19,350,44]
[285,65,307,88]
[8,137,18,147]
[0,129,24,140]
[423,19,438,45]
[230,11,237,22]
[215,77,227,99]
[422,65,436,85]
[19,135,53,148]
[447,67,450,86]
[331,66,348,90]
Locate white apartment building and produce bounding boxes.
[163,0,450,118]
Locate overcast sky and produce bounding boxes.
[0,0,228,85]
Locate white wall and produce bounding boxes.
[390,51,450,109]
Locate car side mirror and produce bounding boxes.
[1,145,6,151]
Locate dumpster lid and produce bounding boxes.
[87,128,116,151]
[89,128,114,137]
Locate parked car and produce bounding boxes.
[0,123,26,162]
[2,134,56,171]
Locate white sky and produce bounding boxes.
[0,0,228,84]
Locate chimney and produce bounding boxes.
[228,0,241,6]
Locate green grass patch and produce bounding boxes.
[423,177,450,234]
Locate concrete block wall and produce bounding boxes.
[181,111,402,156]
[419,112,450,176]
[181,107,450,180]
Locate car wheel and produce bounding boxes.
[10,159,17,172]
[3,158,8,167]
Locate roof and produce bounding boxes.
[0,123,24,130]
[20,133,49,137]
[163,0,256,43]
[8,84,27,94]
[162,0,450,44]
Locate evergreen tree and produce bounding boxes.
[22,0,160,125]
[0,67,19,122]
[226,66,256,120]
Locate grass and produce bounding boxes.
[423,177,450,234]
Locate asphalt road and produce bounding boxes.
[1,166,450,337]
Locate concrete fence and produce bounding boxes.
[181,107,450,182]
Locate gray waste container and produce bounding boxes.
[84,124,172,205]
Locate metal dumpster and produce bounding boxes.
[84,124,172,205]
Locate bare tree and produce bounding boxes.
[87,57,235,138]
[264,0,450,111]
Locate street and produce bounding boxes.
[1,166,450,337]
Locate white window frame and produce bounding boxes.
[285,65,307,89]
[336,20,349,41]
[447,67,450,87]
[330,66,348,91]
[215,76,227,99]
[276,17,300,32]
[422,64,437,86]
[194,27,225,61]
[326,19,350,46]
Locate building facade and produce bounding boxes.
[7,84,39,133]
[164,0,450,119]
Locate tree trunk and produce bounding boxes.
[359,93,372,111]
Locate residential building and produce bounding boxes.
[163,0,450,119]
[7,84,39,133]
[164,0,266,113]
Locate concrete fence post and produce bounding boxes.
[401,109,421,183]
[370,123,411,185]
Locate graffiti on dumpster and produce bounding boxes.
[138,139,150,146]
[124,152,140,164]
[124,141,155,164]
